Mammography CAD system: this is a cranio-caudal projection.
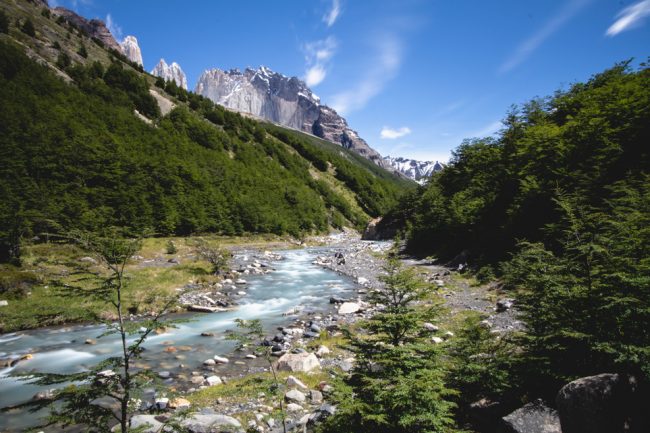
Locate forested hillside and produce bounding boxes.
[381,61,649,265]
[378,61,650,408]
[0,29,409,263]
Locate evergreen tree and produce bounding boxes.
[321,255,457,433]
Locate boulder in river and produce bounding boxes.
[338,302,361,314]
[276,352,321,372]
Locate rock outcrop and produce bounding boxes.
[382,156,444,183]
[195,66,385,166]
[151,58,188,90]
[51,8,120,51]
[556,373,650,433]
[276,352,321,372]
[501,399,561,433]
[120,35,142,66]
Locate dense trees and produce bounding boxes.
[383,61,649,264]
[0,40,407,259]
[380,60,650,410]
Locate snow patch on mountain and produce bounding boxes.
[383,156,444,183]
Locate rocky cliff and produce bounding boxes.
[51,7,120,51]
[195,66,385,166]
[151,58,188,90]
[120,35,143,66]
[382,156,444,183]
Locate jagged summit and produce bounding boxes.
[151,58,188,90]
[120,35,143,66]
[383,156,444,183]
[51,7,120,51]
[195,65,384,166]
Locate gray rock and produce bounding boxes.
[501,399,561,433]
[310,390,323,404]
[496,299,515,312]
[127,414,164,433]
[181,413,242,432]
[276,352,321,372]
[0,300,8,307]
[338,302,361,314]
[286,375,308,390]
[285,389,306,403]
[556,373,649,433]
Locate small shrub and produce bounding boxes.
[165,240,177,255]
[56,51,71,69]
[21,19,35,37]
[41,8,51,19]
[52,40,61,50]
[77,43,87,58]
[475,265,496,284]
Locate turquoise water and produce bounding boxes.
[0,247,356,431]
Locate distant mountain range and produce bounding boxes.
[382,157,444,183]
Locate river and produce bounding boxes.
[0,246,358,432]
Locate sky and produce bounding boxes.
[50,0,650,163]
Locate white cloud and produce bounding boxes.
[606,0,650,36]
[303,37,337,87]
[499,0,591,74]
[380,126,412,139]
[305,65,327,87]
[105,14,122,40]
[324,0,341,27]
[330,34,402,115]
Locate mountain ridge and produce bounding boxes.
[195,65,387,167]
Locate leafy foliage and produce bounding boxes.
[383,61,649,264]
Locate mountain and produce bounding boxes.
[151,58,188,90]
[195,66,386,166]
[120,35,143,66]
[382,156,444,183]
[0,0,412,241]
[51,7,120,51]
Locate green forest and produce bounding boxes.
[0,39,408,263]
[377,60,650,410]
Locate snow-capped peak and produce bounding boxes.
[383,156,444,183]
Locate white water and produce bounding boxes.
[0,247,357,431]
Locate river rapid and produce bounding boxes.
[0,246,359,432]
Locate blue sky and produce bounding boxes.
[52,0,649,163]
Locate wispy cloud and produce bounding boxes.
[499,0,591,74]
[323,0,341,27]
[606,0,650,36]
[330,34,402,115]
[381,126,411,139]
[105,14,122,40]
[467,120,502,138]
[303,36,337,87]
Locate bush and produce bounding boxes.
[56,51,71,69]
[0,268,39,298]
[165,240,177,255]
[0,10,9,34]
[21,19,35,37]
[77,44,87,58]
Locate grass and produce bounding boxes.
[188,370,330,408]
